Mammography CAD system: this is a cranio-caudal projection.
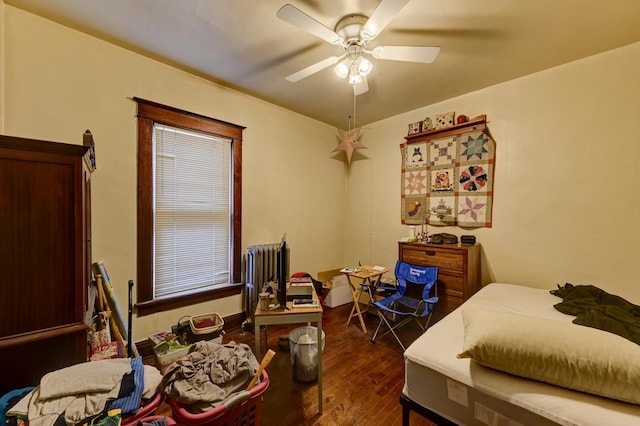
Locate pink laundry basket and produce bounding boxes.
[166,370,269,426]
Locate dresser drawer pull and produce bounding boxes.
[424,250,436,256]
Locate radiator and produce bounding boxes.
[244,243,281,327]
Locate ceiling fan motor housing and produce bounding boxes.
[335,14,369,47]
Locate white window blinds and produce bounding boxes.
[154,124,232,298]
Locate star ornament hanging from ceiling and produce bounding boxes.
[332,127,367,164]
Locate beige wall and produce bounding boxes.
[3,4,640,342]
[351,41,640,303]
[1,6,346,340]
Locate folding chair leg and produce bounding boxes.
[371,312,413,351]
[410,313,432,334]
[418,314,433,333]
[371,317,387,344]
[371,311,435,351]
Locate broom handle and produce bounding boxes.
[247,349,275,390]
[127,280,134,358]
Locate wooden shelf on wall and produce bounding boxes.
[405,114,487,143]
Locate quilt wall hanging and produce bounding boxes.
[401,115,495,227]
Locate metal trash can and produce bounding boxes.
[288,326,325,382]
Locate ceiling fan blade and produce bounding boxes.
[353,76,369,96]
[285,55,342,82]
[361,0,411,41]
[277,4,345,45]
[372,45,440,63]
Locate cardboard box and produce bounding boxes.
[317,269,362,308]
[317,268,343,283]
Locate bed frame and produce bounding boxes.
[400,393,455,426]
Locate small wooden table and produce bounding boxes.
[254,287,324,414]
[343,266,389,334]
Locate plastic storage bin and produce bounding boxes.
[167,370,269,426]
[288,326,325,382]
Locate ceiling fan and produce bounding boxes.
[276,0,440,95]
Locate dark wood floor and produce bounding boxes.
[156,303,436,426]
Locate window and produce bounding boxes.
[135,98,244,316]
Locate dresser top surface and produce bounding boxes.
[399,241,480,250]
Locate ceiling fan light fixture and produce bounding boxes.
[335,61,349,79]
[357,57,373,76]
[349,73,363,85]
[349,60,363,84]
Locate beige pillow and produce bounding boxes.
[458,308,640,405]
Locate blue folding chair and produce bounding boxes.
[370,261,438,351]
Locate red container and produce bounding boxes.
[135,416,177,425]
[122,392,164,425]
[167,371,269,426]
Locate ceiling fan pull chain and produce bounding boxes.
[353,91,357,130]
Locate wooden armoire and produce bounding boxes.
[0,134,92,395]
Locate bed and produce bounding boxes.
[401,283,640,426]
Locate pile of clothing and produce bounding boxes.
[161,341,259,413]
[7,357,162,426]
[551,282,640,345]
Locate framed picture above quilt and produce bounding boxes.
[400,115,495,228]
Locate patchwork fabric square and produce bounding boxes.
[428,196,455,225]
[429,136,456,166]
[403,197,427,220]
[404,169,427,195]
[405,142,427,169]
[430,168,455,192]
[460,131,492,161]
[459,164,490,193]
[457,195,490,227]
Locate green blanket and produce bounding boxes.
[551,283,640,346]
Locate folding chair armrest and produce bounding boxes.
[414,300,426,315]
[414,296,439,315]
[363,282,397,299]
[372,284,397,295]
[374,283,397,290]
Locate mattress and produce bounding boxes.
[403,283,640,426]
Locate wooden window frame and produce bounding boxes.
[134,98,244,316]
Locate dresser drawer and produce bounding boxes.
[438,274,464,295]
[438,294,463,314]
[401,246,464,272]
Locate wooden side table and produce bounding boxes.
[342,266,389,334]
[254,287,324,414]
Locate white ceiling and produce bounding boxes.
[6,0,640,128]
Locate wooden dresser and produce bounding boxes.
[0,135,92,395]
[398,242,481,320]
